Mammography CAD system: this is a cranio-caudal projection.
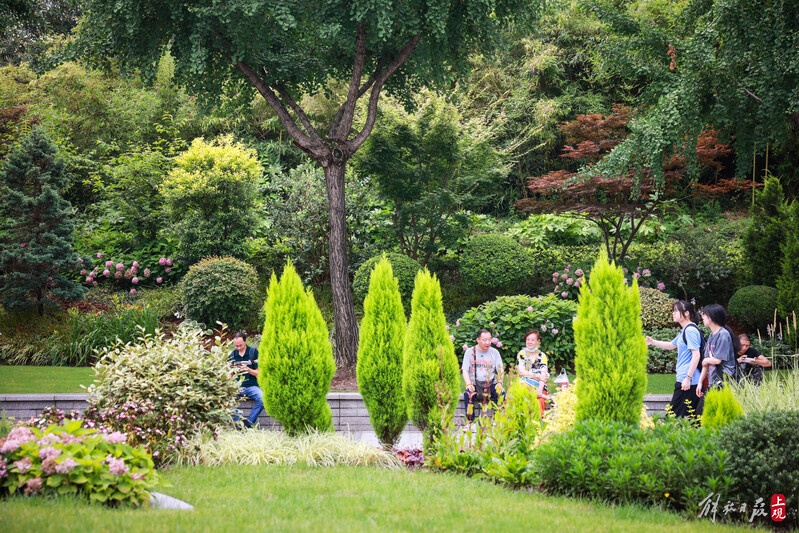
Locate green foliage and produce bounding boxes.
[638,287,673,329]
[0,127,84,315]
[507,214,602,249]
[161,136,260,265]
[450,294,577,371]
[742,176,787,287]
[535,419,733,512]
[0,421,160,506]
[460,234,535,297]
[727,285,779,334]
[356,259,408,449]
[353,253,421,308]
[731,369,799,414]
[355,91,508,264]
[642,326,680,373]
[717,411,799,527]
[402,270,460,431]
[574,252,647,425]
[778,201,799,317]
[259,264,335,435]
[180,256,259,330]
[86,328,240,464]
[701,387,744,430]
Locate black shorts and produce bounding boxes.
[669,381,704,419]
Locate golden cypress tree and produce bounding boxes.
[574,251,647,425]
[260,263,335,435]
[402,269,459,430]
[357,258,408,448]
[701,387,744,429]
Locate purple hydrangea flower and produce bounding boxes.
[552,329,559,335]
[156,277,163,284]
[657,282,666,291]
[105,432,127,444]
[642,269,651,277]
[496,341,503,347]
[491,337,498,345]
[13,457,32,473]
[55,458,77,474]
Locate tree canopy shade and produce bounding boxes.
[581,0,799,186]
[76,0,538,368]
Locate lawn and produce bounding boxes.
[0,464,759,532]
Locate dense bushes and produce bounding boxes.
[718,411,799,526]
[639,287,674,329]
[778,201,799,318]
[0,421,161,505]
[356,259,408,448]
[573,254,647,425]
[86,328,240,463]
[536,419,732,512]
[259,264,335,435]
[450,294,577,370]
[353,253,421,307]
[643,326,681,373]
[741,176,786,287]
[460,234,535,296]
[180,256,259,329]
[403,270,460,431]
[727,285,779,333]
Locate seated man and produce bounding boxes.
[462,329,505,423]
[736,334,771,385]
[229,331,264,428]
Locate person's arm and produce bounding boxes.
[462,350,474,391]
[493,351,505,393]
[682,328,701,391]
[751,348,771,368]
[646,336,677,350]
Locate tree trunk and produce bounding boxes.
[323,161,359,369]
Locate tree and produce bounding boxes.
[355,91,508,265]
[0,126,84,314]
[160,136,260,265]
[742,175,786,287]
[516,105,751,262]
[582,0,799,190]
[259,263,335,435]
[573,251,647,425]
[356,258,408,449]
[777,200,799,318]
[402,269,459,431]
[76,0,538,369]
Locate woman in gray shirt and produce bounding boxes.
[696,304,741,396]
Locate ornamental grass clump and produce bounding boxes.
[403,270,459,431]
[573,251,648,425]
[86,327,240,464]
[356,258,408,449]
[260,263,335,435]
[0,421,161,506]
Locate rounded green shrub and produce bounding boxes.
[180,256,259,329]
[701,387,744,429]
[727,285,779,333]
[353,253,421,305]
[639,287,674,329]
[718,411,799,527]
[460,234,535,296]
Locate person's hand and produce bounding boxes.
[737,355,747,363]
[465,382,474,392]
[645,336,654,346]
[681,377,691,391]
[696,383,704,398]
[497,384,505,395]
[702,358,711,368]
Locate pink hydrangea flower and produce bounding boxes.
[105,260,113,268]
[462,344,469,351]
[526,306,533,312]
[85,277,92,283]
[42,457,57,475]
[97,252,103,259]
[24,477,43,495]
[130,288,136,295]
[144,268,151,277]
[575,269,584,276]
[132,261,139,268]
[496,341,503,347]
[623,278,628,284]
[456,319,461,327]
[657,282,666,291]
[642,269,651,277]
[633,272,641,279]
[103,269,111,276]
[566,278,574,285]
[38,433,60,446]
[39,447,61,460]
[541,325,547,332]
[552,329,559,335]
[114,271,123,279]
[132,277,139,284]
[445,325,449,330]
[55,458,77,474]
[132,472,146,481]
[13,457,32,473]
[115,263,124,271]
[156,277,163,283]
[449,335,455,342]
[560,273,567,280]
[574,281,581,288]
[164,267,171,273]
[491,337,498,345]
[92,281,98,286]
[80,269,86,275]
[561,291,568,298]
[106,455,128,476]
[159,257,167,265]
[166,259,173,266]
[105,432,127,444]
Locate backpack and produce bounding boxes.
[681,323,706,364]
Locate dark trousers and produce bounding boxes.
[669,382,704,419]
[463,382,500,422]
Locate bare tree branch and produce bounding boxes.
[330,24,367,142]
[275,84,323,144]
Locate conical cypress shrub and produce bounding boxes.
[702,387,744,429]
[574,251,647,425]
[402,269,459,430]
[778,201,799,318]
[357,257,408,448]
[259,263,335,435]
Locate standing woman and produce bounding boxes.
[646,300,703,418]
[696,304,741,396]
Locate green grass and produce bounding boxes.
[0,464,758,532]
[0,366,95,394]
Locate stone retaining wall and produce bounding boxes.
[1,393,672,431]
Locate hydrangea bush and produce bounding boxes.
[0,421,160,505]
[450,294,577,371]
[76,252,179,294]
